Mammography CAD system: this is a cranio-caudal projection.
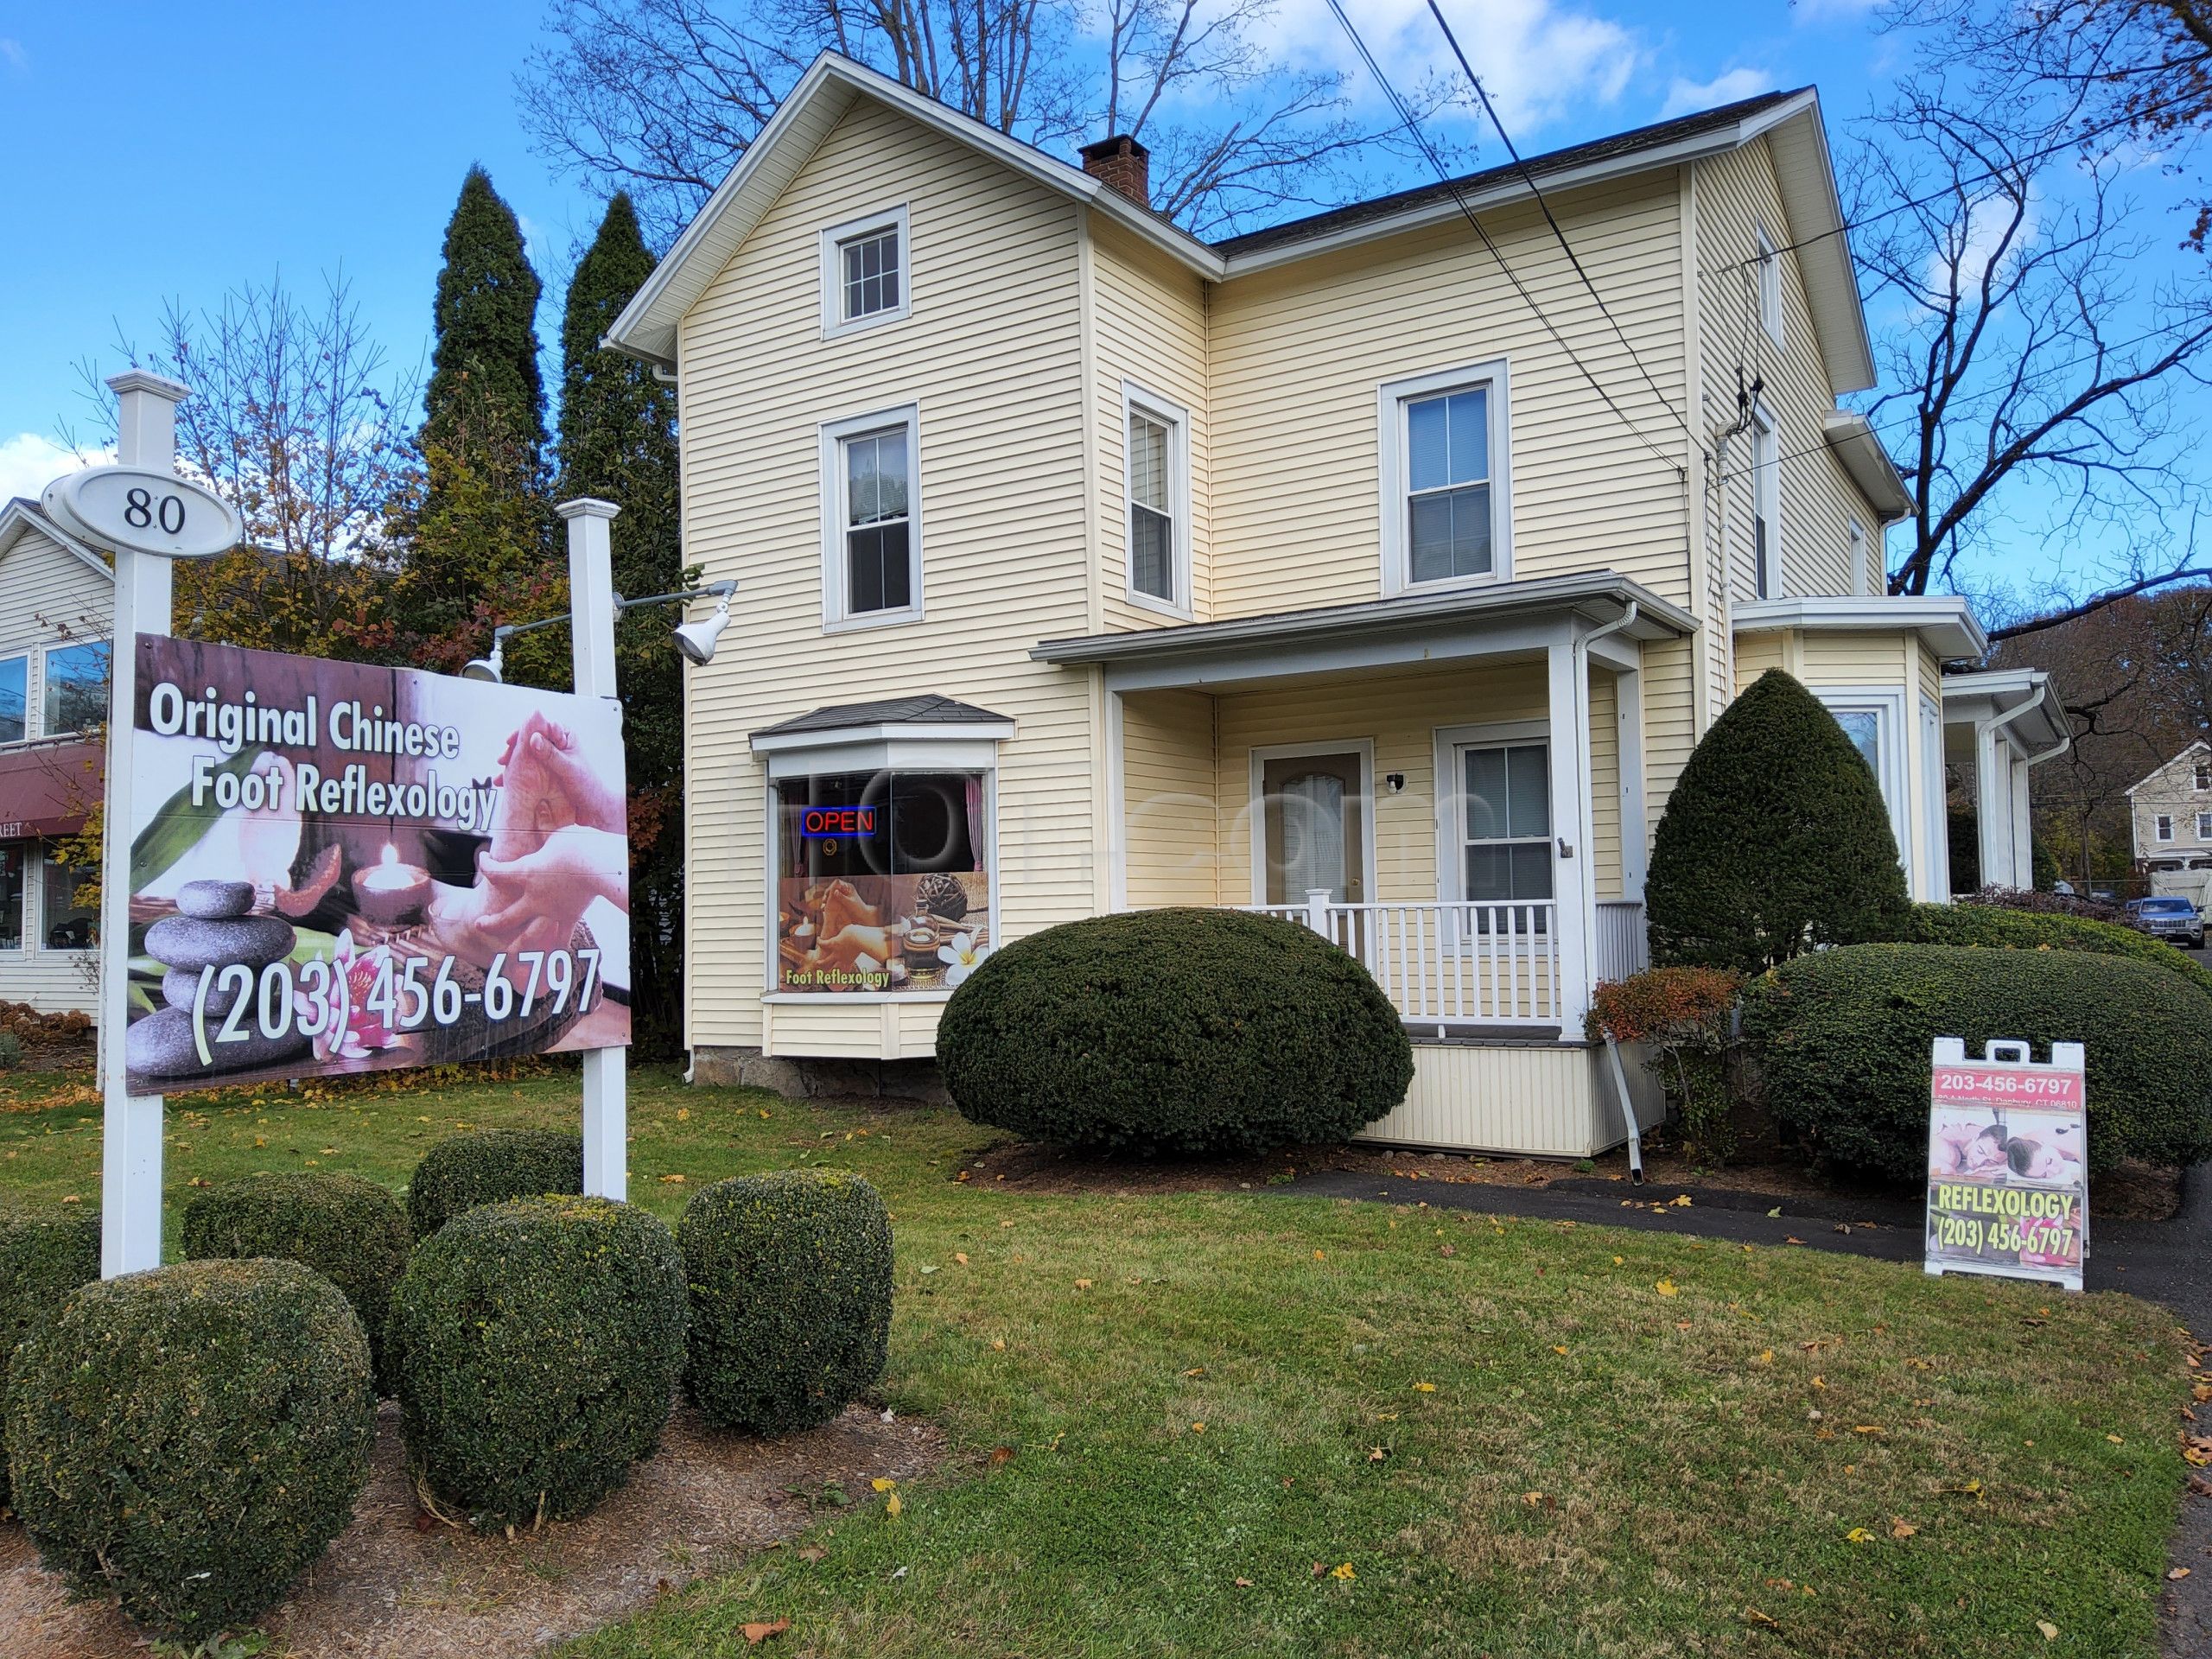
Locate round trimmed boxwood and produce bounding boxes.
[390,1195,686,1529]
[407,1128,582,1237]
[1910,899,2212,1001]
[1744,944,2212,1181]
[936,907,1414,1155]
[182,1172,411,1393]
[5,1258,372,1638]
[0,1207,100,1511]
[680,1170,892,1435]
[1647,669,1912,974]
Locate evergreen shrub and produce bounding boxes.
[5,1259,372,1638]
[1911,900,2212,1000]
[936,907,1414,1154]
[182,1172,412,1392]
[1744,944,2212,1180]
[407,1128,582,1237]
[1646,669,1911,974]
[0,1208,99,1510]
[680,1170,893,1435]
[390,1196,685,1529]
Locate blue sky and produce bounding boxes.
[0,0,2188,600]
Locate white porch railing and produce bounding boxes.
[1594,899,1649,984]
[1248,893,1561,1027]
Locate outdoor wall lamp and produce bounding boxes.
[461,580,740,683]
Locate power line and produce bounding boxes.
[1319,0,1685,474]
[1421,0,1691,441]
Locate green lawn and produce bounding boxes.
[0,1063,2193,1657]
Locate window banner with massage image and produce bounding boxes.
[121,634,629,1096]
[1924,1057,2086,1291]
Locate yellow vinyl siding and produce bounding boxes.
[1589,669,1622,899]
[1091,220,1213,629]
[677,99,1099,1053]
[1120,689,1218,906]
[1692,143,1883,609]
[1208,175,1693,620]
[1640,634,1697,846]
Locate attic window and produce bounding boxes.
[821,205,911,338]
[1757,226,1783,346]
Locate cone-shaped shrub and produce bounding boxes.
[5,1259,372,1638]
[0,1208,99,1510]
[183,1173,411,1393]
[937,908,1414,1154]
[390,1195,686,1529]
[407,1128,582,1237]
[680,1170,893,1435]
[1647,669,1911,974]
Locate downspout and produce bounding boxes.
[1579,601,1645,1183]
[1971,683,2064,887]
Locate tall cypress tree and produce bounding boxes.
[558,192,690,1058]
[398,166,555,670]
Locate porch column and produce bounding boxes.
[1976,721,2009,892]
[1548,635,1596,1033]
[2010,750,2035,890]
[1615,665,1647,899]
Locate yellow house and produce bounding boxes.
[607,53,1981,1154]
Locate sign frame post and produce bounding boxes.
[559,497,627,1202]
[98,372,188,1278]
[1924,1036,2088,1294]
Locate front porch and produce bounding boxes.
[1034,571,1692,1155]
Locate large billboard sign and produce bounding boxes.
[121,634,629,1096]
[1924,1038,2087,1293]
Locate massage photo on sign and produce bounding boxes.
[121,635,630,1096]
[1928,1106,2084,1186]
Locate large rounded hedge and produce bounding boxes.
[182,1172,411,1393]
[937,908,1413,1155]
[5,1259,372,1638]
[680,1170,893,1436]
[1745,944,2212,1181]
[1911,900,2212,1001]
[390,1195,686,1529]
[407,1128,582,1238]
[1648,670,1911,974]
[0,1208,100,1511]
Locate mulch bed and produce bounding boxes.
[0,1398,943,1659]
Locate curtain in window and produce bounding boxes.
[1277,771,1346,900]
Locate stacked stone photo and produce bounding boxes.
[126,880,309,1082]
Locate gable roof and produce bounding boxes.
[2126,740,2212,798]
[607,54,1876,392]
[0,496,112,583]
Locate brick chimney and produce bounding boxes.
[1079,135,1150,207]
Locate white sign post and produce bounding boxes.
[95,372,188,1277]
[560,498,628,1202]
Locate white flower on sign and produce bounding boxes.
[938,932,989,987]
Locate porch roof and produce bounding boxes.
[1941,668,2069,758]
[1032,571,1694,691]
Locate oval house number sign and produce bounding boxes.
[43,465,242,561]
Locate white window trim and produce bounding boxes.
[818,404,923,633]
[1750,402,1781,601]
[818,203,911,340]
[31,843,92,957]
[1757,224,1783,346]
[1813,685,1910,885]
[2158,814,2177,842]
[0,650,27,746]
[1919,695,1948,902]
[1120,381,1192,620]
[2196,761,2210,791]
[1376,359,1514,598]
[1247,740,1377,908]
[759,764,1001,1002]
[1433,718,1554,950]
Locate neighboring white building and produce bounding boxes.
[2128,741,2212,906]
[1941,667,2069,893]
[0,498,110,1017]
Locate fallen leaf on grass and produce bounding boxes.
[797,1546,825,1562]
[1743,1606,1779,1627]
[743,1618,790,1643]
[2107,1433,2126,1445]
[1369,1447,1389,1462]
[1331,1562,1357,1580]
[1553,1344,1569,1355]
[2037,1620,2059,1641]
[1235,1577,1255,1587]
[1413,1382,1437,1393]
[1853,1425,1885,1435]
[1439,1243,1457,1257]
[1191,1422,1205,1433]
[1891,1518,1917,1540]
[658,1173,686,1185]
[991,1338,1007,1351]
[1756,1351,1774,1364]
[887,1493,902,1517]
[1845,1527,1875,1544]
[954,1252,969,1265]
[1074,1279,1093,1290]
[1656,1280,1678,1297]
[989,1446,1015,1467]
[676,1107,690,1121]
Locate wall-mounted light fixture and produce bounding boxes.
[462,579,741,683]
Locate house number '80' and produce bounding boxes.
[124,487,188,535]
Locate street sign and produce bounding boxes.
[42,464,242,561]
[1924,1038,2087,1293]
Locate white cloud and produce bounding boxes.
[1660,67,1774,119]
[0,39,27,73]
[1263,0,1639,136]
[0,434,109,510]
[1791,0,1882,22]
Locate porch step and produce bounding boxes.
[1407,1024,1576,1048]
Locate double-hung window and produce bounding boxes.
[2197,811,2211,841]
[42,641,107,736]
[820,205,911,338]
[1751,407,1780,599]
[1122,385,1190,613]
[1379,361,1510,594]
[822,407,922,628]
[2196,760,2209,791]
[1757,226,1783,345]
[2158,814,2177,842]
[0,654,24,744]
[1817,689,1911,882]
[1439,722,1552,932]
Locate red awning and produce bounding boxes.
[0,740,104,839]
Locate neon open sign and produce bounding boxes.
[800,806,878,838]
